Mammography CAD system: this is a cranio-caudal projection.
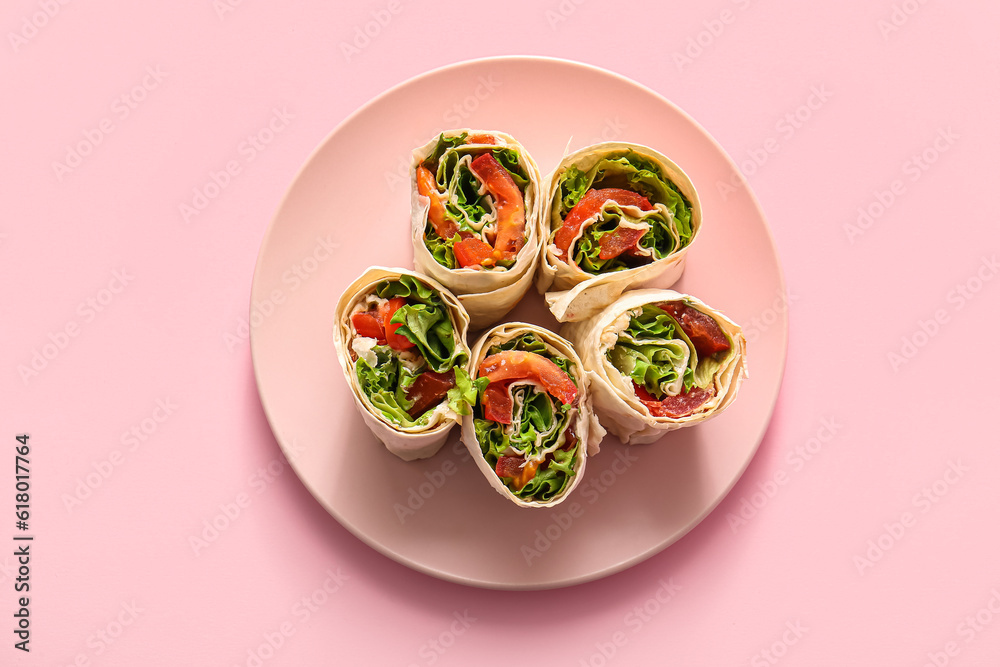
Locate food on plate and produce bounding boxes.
[461,322,604,507]
[411,130,543,329]
[333,267,479,461]
[537,142,701,322]
[561,290,747,444]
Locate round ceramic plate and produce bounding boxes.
[250,56,787,590]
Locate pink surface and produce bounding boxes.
[3,1,999,665]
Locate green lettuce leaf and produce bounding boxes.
[509,385,559,452]
[608,341,687,397]
[447,368,488,416]
[424,230,458,270]
[422,132,467,171]
[356,345,477,428]
[558,165,589,210]
[518,447,577,502]
[356,346,423,427]
[624,304,679,340]
[375,276,467,374]
[691,351,724,388]
[475,418,508,468]
[453,165,491,222]
[608,304,730,400]
[391,303,457,372]
[491,148,531,189]
[473,397,578,503]
[375,274,437,304]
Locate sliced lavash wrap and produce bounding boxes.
[410,130,543,330]
[561,290,747,445]
[461,322,605,508]
[537,142,702,322]
[333,266,478,461]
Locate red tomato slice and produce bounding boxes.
[378,297,415,351]
[469,153,525,261]
[454,237,497,268]
[660,301,731,357]
[405,370,455,418]
[553,188,654,260]
[478,351,577,406]
[598,226,647,260]
[633,381,714,418]
[466,134,497,144]
[350,311,385,342]
[482,381,514,424]
[416,165,458,239]
[632,382,657,402]
[494,455,540,490]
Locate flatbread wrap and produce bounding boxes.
[461,322,605,507]
[333,267,478,461]
[561,290,747,445]
[411,130,543,329]
[538,142,702,322]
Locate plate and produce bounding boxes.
[250,56,787,590]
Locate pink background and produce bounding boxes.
[3,1,999,666]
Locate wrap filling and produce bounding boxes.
[348,275,481,427]
[551,151,694,273]
[417,132,532,271]
[608,300,732,418]
[473,333,581,502]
